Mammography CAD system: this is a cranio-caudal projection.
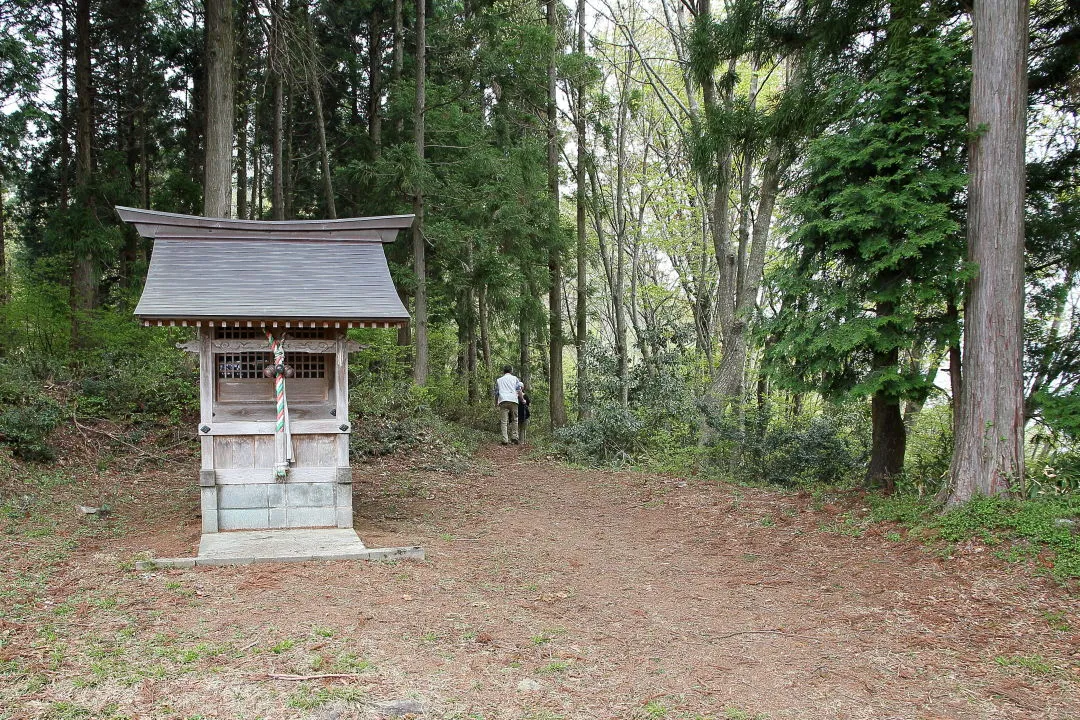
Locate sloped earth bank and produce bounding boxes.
[3,443,1079,720]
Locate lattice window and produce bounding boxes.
[286,353,326,378]
[215,327,263,339]
[218,352,271,379]
[216,352,326,379]
[215,327,328,339]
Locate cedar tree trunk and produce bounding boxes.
[947,0,1028,504]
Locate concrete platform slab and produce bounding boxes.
[134,528,424,570]
[199,528,366,559]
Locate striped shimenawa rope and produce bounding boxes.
[266,331,294,480]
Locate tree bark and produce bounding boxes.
[369,7,383,155]
[546,0,567,428]
[204,0,234,218]
[466,288,477,402]
[947,0,1028,505]
[397,287,412,349]
[713,148,784,402]
[236,101,248,219]
[251,108,261,218]
[71,0,95,347]
[612,72,629,407]
[284,89,294,218]
[411,0,429,385]
[574,0,588,420]
[0,182,6,309]
[710,58,737,354]
[188,8,206,205]
[391,0,403,137]
[270,0,285,220]
[310,76,337,218]
[59,0,71,211]
[519,287,531,388]
[867,381,905,494]
[235,0,252,220]
[734,68,758,305]
[948,299,962,435]
[479,284,491,370]
[122,50,140,287]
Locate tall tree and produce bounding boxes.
[574,0,588,420]
[946,0,1029,504]
[368,2,383,156]
[204,0,234,217]
[270,0,285,220]
[300,2,336,218]
[412,0,429,385]
[71,0,95,346]
[546,0,567,427]
[764,5,968,491]
[0,0,46,309]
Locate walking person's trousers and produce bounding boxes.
[498,401,519,443]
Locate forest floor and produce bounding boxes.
[1,426,1079,720]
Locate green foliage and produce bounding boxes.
[1032,389,1080,441]
[708,402,869,486]
[0,392,62,462]
[994,654,1056,675]
[901,404,954,495]
[0,283,197,459]
[763,7,968,412]
[870,492,1080,581]
[74,316,198,422]
[348,329,434,458]
[1028,453,1080,497]
[556,346,704,468]
[553,405,643,466]
[0,272,73,375]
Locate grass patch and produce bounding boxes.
[723,709,768,720]
[994,654,1056,675]
[537,660,570,674]
[820,512,866,537]
[641,700,668,718]
[286,685,367,710]
[270,639,296,654]
[868,493,1080,581]
[334,651,375,673]
[1043,611,1071,632]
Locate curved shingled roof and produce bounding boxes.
[119,207,413,327]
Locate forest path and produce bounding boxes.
[8,443,1079,720]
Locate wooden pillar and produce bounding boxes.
[334,331,353,528]
[198,327,219,532]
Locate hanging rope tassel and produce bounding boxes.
[266,331,294,481]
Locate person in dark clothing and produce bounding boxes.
[517,390,531,445]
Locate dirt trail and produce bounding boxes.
[5,444,1079,719]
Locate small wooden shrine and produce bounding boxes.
[119,207,413,534]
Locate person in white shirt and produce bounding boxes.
[493,365,524,445]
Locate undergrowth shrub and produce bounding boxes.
[556,345,700,468]
[0,395,63,461]
[75,314,198,421]
[1027,450,1080,497]
[348,329,432,458]
[901,403,953,494]
[553,405,643,465]
[0,357,65,461]
[707,402,869,486]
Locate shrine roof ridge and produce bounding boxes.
[121,208,411,323]
[116,206,415,242]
